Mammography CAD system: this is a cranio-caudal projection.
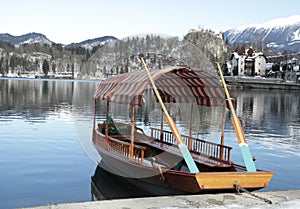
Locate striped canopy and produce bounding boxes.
[94,66,226,107]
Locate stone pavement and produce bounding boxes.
[21,190,300,209]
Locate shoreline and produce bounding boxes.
[225,76,300,90]
[20,190,300,209]
[2,76,300,90]
[0,76,100,82]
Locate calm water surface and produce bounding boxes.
[0,78,299,208]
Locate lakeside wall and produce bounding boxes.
[22,190,300,209]
[225,76,300,90]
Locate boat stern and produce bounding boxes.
[195,171,274,191]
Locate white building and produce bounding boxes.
[230,47,266,76]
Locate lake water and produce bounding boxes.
[0,78,299,209]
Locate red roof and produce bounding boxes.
[94,66,225,107]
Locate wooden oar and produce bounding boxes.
[140,56,199,173]
[216,62,256,172]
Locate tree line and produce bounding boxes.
[0,41,94,76]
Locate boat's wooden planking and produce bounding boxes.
[195,171,274,190]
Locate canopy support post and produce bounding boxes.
[105,101,109,143]
[93,99,97,130]
[188,103,194,150]
[216,62,256,172]
[130,105,135,160]
[140,56,199,173]
[220,103,226,160]
[160,109,164,141]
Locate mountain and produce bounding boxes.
[223,15,300,53]
[65,36,117,50]
[0,32,53,46]
[0,33,117,50]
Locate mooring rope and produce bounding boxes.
[233,183,272,204]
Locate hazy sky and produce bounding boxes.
[0,0,299,44]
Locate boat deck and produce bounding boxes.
[96,122,233,170]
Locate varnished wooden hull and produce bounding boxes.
[97,156,273,195]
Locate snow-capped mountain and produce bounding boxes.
[0,32,53,46]
[223,15,300,53]
[65,36,117,50]
[0,33,117,50]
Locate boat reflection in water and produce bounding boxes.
[91,161,152,200]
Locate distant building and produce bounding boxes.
[230,46,266,76]
[218,31,223,40]
[188,29,199,33]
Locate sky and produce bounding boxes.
[0,0,299,44]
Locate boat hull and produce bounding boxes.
[94,140,273,195]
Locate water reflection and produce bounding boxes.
[232,89,300,156]
[91,162,152,200]
[0,78,96,209]
[0,79,75,120]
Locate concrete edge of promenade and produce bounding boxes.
[224,76,300,90]
[21,190,300,209]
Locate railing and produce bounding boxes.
[93,130,146,163]
[150,128,231,163]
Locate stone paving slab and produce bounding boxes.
[21,190,300,209]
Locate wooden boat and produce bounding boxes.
[92,60,273,195]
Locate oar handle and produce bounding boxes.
[216,62,256,172]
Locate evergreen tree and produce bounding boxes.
[35,60,39,74]
[85,50,91,61]
[52,63,56,74]
[0,57,3,76]
[66,63,70,72]
[103,66,107,77]
[9,55,17,73]
[71,62,74,78]
[42,59,50,76]
[116,65,119,74]
[5,59,9,74]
